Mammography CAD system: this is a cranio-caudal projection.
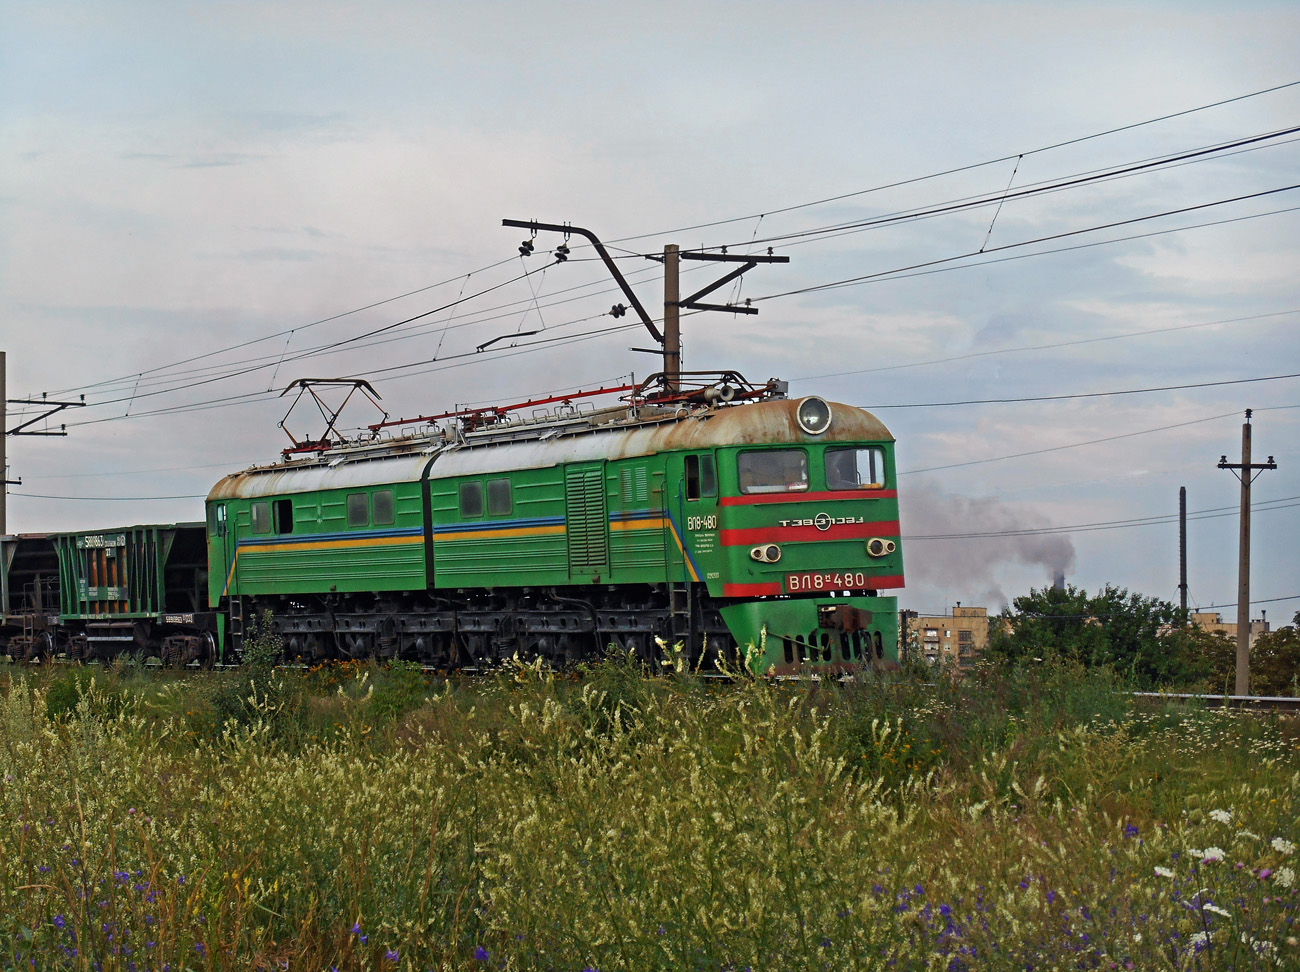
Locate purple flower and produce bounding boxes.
[351,923,362,935]
[52,916,66,930]
[1124,823,1139,838]
[474,946,490,962]
[194,943,205,957]
[384,949,398,962]
[1260,868,1273,879]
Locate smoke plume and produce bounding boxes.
[900,482,1077,607]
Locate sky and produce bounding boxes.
[2,1,1298,619]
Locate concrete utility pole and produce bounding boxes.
[1218,410,1277,695]
[1178,486,1188,615]
[2,352,87,535]
[663,244,681,392]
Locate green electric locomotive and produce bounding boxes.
[205,378,904,674]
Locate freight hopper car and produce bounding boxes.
[1,524,214,663]
[206,390,904,674]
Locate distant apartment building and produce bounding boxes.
[903,604,989,671]
[1190,611,1270,647]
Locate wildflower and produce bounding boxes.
[1123,823,1139,838]
[1154,867,1174,878]
[1203,902,1231,917]
[351,923,362,935]
[1259,868,1272,880]
[1276,866,1296,888]
[194,943,205,957]
[1209,809,1232,824]
[474,946,489,962]
[52,916,65,930]
[384,949,398,962]
[1272,837,1296,855]
[1200,847,1225,863]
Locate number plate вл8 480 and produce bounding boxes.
[785,571,874,593]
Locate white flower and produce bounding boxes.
[1190,931,1211,947]
[1154,866,1175,878]
[1209,809,1232,824]
[1272,837,1296,855]
[1276,866,1296,889]
[1203,902,1231,917]
[1200,847,1225,863]
[1240,830,1261,840]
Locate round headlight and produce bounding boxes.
[796,396,832,435]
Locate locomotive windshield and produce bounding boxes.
[737,449,809,494]
[825,447,887,490]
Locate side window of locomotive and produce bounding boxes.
[486,479,512,516]
[346,493,369,528]
[699,455,717,498]
[207,504,224,537]
[685,456,701,500]
[273,498,294,535]
[251,501,271,535]
[372,489,395,526]
[825,447,887,490]
[684,455,719,501]
[737,449,809,494]
[459,481,483,518]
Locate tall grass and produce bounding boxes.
[0,658,1295,970]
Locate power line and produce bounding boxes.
[688,125,1300,256]
[900,411,1238,475]
[904,497,1300,539]
[1194,595,1300,611]
[864,371,1300,410]
[794,308,1299,384]
[755,183,1300,302]
[605,80,1300,245]
[899,402,1297,476]
[39,255,520,399]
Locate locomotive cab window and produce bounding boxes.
[251,501,271,535]
[346,493,369,528]
[737,449,809,494]
[684,455,717,501]
[486,479,512,516]
[208,504,227,537]
[273,498,294,535]
[459,481,483,517]
[372,489,395,526]
[825,447,887,490]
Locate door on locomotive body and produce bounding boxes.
[205,502,234,608]
[663,450,719,586]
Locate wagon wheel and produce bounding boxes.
[65,636,91,664]
[198,631,217,669]
[161,639,185,669]
[21,631,53,665]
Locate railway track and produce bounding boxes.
[1130,692,1300,714]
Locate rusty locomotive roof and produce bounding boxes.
[207,397,894,501]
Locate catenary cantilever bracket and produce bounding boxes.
[502,219,663,343]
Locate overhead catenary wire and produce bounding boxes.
[681,124,1300,257]
[904,496,1300,539]
[604,80,1300,245]
[24,109,1298,409]
[753,183,1300,302]
[863,371,1300,410]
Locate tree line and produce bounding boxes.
[985,583,1300,695]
